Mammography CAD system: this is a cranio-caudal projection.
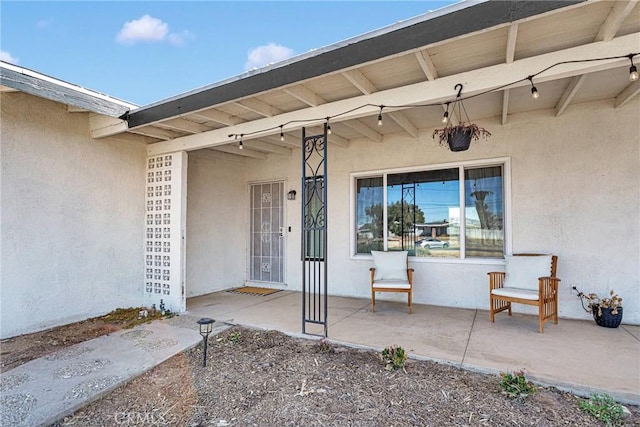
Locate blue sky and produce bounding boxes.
[1,1,459,106]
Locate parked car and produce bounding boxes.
[416,238,449,248]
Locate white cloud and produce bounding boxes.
[116,14,169,45]
[0,50,19,64]
[167,30,195,47]
[244,43,295,71]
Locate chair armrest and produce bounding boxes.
[407,268,414,285]
[538,276,561,296]
[370,268,376,284]
[488,271,505,290]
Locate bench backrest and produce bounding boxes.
[504,254,557,291]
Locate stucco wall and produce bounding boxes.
[0,93,146,338]
[183,98,639,325]
[185,154,248,296]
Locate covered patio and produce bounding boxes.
[187,290,640,405]
[2,0,638,352]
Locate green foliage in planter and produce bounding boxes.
[381,345,408,371]
[580,394,624,426]
[499,369,536,398]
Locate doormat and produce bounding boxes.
[227,286,281,296]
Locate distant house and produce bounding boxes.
[2,0,639,338]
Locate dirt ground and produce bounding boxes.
[2,319,639,426]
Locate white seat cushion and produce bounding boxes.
[503,255,552,291]
[371,250,408,281]
[492,287,539,301]
[372,279,411,289]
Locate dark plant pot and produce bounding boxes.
[447,129,472,152]
[592,306,623,328]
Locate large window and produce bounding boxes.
[354,161,506,259]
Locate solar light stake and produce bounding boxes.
[197,318,215,367]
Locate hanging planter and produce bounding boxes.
[433,84,491,152]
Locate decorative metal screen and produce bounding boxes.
[144,152,186,313]
[301,125,328,337]
[249,182,285,283]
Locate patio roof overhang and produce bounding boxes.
[69,1,640,158]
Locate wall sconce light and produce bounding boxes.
[197,317,215,367]
[287,190,296,200]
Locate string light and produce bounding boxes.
[528,76,539,99]
[442,102,450,123]
[239,134,244,149]
[629,55,639,81]
[224,52,637,142]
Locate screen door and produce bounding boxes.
[249,182,285,283]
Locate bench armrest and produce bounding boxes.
[488,271,505,290]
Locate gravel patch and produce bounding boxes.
[51,326,640,426]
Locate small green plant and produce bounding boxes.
[381,345,408,371]
[499,370,536,398]
[316,337,334,353]
[228,331,242,344]
[580,393,625,426]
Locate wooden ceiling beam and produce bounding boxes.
[615,80,640,108]
[342,69,377,95]
[190,109,242,126]
[387,111,418,138]
[129,126,180,140]
[235,98,281,117]
[555,74,587,116]
[90,114,129,139]
[243,140,292,156]
[505,23,519,64]
[341,119,382,143]
[595,1,637,42]
[283,85,326,107]
[415,49,438,81]
[156,117,212,134]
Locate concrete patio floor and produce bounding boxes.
[187,290,640,405]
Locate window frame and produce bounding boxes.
[350,157,511,264]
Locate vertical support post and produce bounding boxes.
[301,124,328,337]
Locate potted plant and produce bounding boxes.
[432,83,491,152]
[432,122,491,152]
[573,287,623,328]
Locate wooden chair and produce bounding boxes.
[488,254,560,333]
[370,250,414,314]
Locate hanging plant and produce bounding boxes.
[432,84,491,152]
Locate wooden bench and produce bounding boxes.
[488,254,560,333]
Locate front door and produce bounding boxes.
[249,182,285,284]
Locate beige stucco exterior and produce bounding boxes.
[1,93,147,338]
[1,91,638,339]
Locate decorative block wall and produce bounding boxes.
[144,151,187,313]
